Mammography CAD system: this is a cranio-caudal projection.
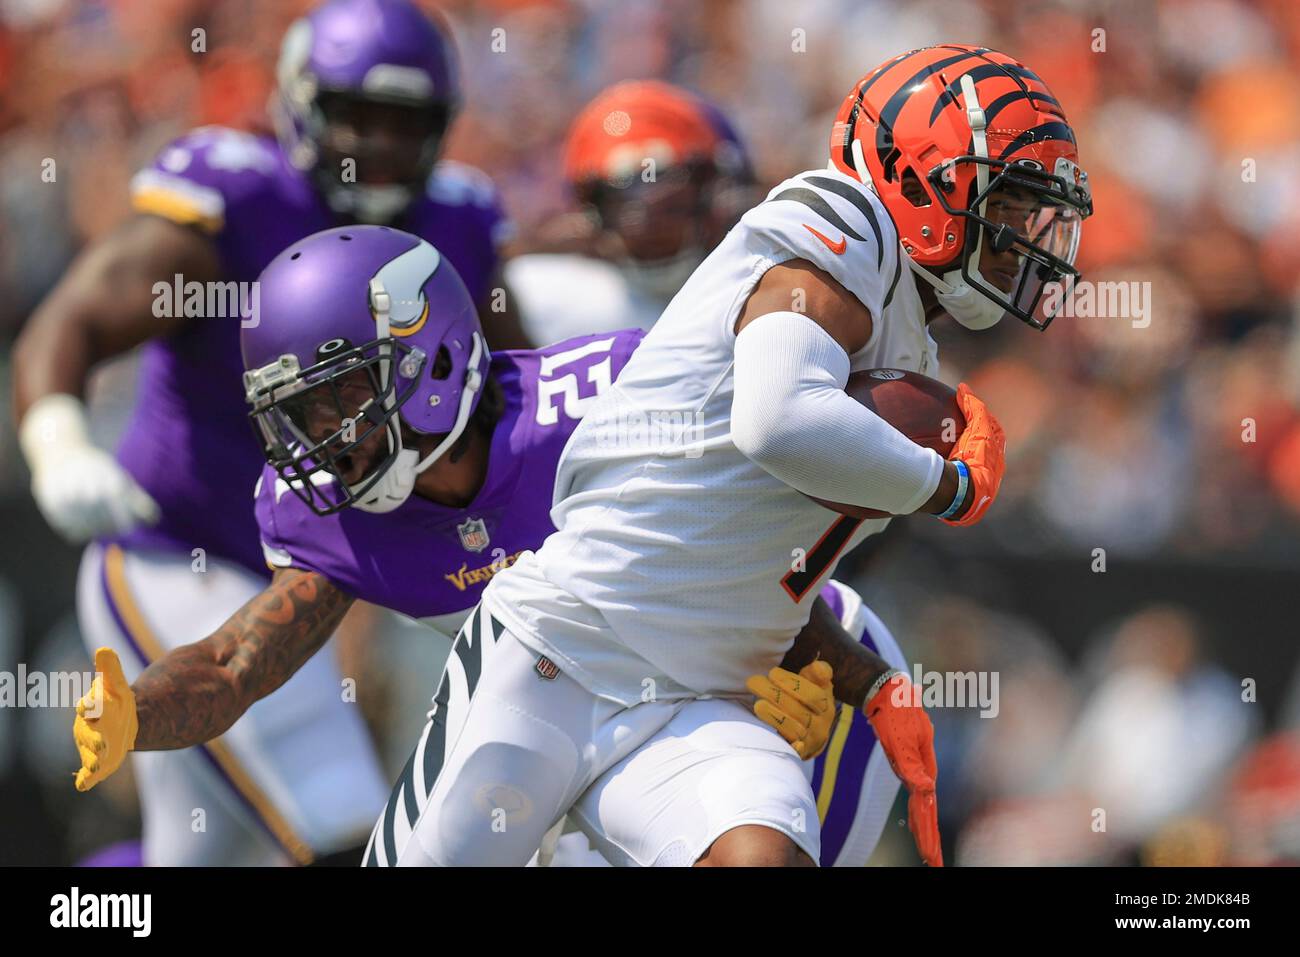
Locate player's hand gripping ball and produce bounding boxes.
[806,369,964,519]
[942,383,1007,527]
[747,660,836,760]
[73,647,139,792]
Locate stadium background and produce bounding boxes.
[2,0,1299,866]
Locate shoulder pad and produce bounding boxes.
[740,167,904,319]
[425,159,514,246]
[130,127,284,234]
[426,160,502,209]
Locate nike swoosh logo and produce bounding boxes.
[976,495,991,512]
[803,224,847,255]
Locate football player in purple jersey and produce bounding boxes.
[70,226,919,867]
[16,0,528,866]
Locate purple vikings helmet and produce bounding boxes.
[242,226,488,515]
[273,0,462,223]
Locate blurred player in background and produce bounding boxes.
[14,0,523,866]
[508,80,758,344]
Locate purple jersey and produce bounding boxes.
[256,330,645,620]
[113,126,510,574]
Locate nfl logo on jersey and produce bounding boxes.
[457,517,490,553]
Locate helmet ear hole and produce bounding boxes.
[430,345,452,380]
[900,168,931,207]
[881,146,902,182]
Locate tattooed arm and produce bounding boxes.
[133,568,354,750]
[779,594,890,710]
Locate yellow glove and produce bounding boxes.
[73,647,138,792]
[747,660,836,760]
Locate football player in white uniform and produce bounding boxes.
[511,80,916,868]
[361,44,1091,867]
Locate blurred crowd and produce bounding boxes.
[2,0,1299,865]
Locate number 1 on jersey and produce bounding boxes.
[781,514,863,602]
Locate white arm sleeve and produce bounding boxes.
[731,311,944,515]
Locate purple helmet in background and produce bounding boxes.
[243,225,488,515]
[273,0,462,223]
[696,97,756,187]
[695,94,758,251]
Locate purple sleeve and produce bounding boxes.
[253,466,313,574]
[130,127,285,238]
[464,199,508,306]
[428,160,514,248]
[254,462,367,589]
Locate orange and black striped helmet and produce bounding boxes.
[831,45,1093,330]
[566,80,730,187]
[562,80,755,296]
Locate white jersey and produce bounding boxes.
[508,253,666,345]
[483,165,938,704]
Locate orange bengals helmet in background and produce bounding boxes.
[831,44,1093,330]
[564,79,726,186]
[563,80,755,299]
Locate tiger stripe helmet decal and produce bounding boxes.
[830,44,1093,330]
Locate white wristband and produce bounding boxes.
[938,460,970,520]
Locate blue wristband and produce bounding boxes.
[938,460,969,520]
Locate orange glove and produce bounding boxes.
[864,671,943,866]
[943,383,1007,527]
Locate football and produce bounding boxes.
[807,368,965,519]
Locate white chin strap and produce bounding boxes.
[907,259,1007,331]
[351,442,419,514]
[848,76,1007,332]
[349,331,487,514]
